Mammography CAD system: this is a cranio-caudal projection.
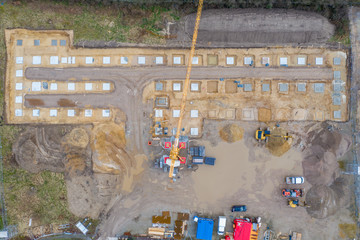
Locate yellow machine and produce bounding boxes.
[168,0,203,178]
[255,128,292,141]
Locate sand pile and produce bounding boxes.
[266,128,292,157]
[219,124,244,143]
[91,123,132,174]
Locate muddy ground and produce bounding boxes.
[97,120,354,240]
[11,119,356,239]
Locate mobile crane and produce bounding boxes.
[168,0,203,178]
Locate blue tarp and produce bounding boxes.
[196,218,214,240]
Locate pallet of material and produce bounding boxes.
[148,227,165,236]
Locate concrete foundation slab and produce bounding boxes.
[102,109,110,117]
[85,83,93,91]
[68,109,75,117]
[244,83,252,92]
[334,110,341,119]
[33,109,40,117]
[50,109,57,117]
[50,83,57,91]
[314,83,325,93]
[297,83,306,92]
[103,57,110,64]
[32,82,41,91]
[333,57,341,65]
[279,83,288,92]
[85,109,92,117]
[316,57,323,65]
[15,96,22,103]
[262,83,270,92]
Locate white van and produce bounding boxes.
[217,216,226,235]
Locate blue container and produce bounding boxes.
[204,157,215,165]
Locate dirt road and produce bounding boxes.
[24,66,332,150]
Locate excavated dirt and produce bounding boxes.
[302,125,351,186]
[303,147,338,186]
[301,123,352,219]
[62,128,89,149]
[57,98,76,107]
[26,98,45,107]
[219,124,244,143]
[13,122,144,218]
[91,123,132,174]
[265,127,292,157]
[13,127,68,173]
[64,154,86,177]
[306,185,339,219]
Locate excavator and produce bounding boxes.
[168,0,203,178]
[255,128,292,142]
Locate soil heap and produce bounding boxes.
[219,124,244,143]
[265,127,292,157]
[302,124,352,219]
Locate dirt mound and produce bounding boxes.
[302,148,338,186]
[219,124,244,143]
[91,123,132,174]
[306,126,344,154]
[13,127,67,173]
[306,185,339,219]
[171,9,334,47]
[266,128,292,157]
[65,154,86,177]
[302,125,350,186]
[63,128,89,149]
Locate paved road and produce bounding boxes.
[349,7,360,237]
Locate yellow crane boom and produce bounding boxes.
[168,0,203,178]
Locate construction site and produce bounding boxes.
[1,1,360,240]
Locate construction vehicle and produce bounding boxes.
[288,199,309,208]
[255,128,292,141]
[167,0,203,178]
[282,189,303,198]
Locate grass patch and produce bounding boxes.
[329,19,351,46]
[339,223,356,239]
[338,160,346,171]
[3,166,76,231]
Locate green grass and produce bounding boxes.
[3,167,76,229]
[338,160,346,171]
[329,19,351,46]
